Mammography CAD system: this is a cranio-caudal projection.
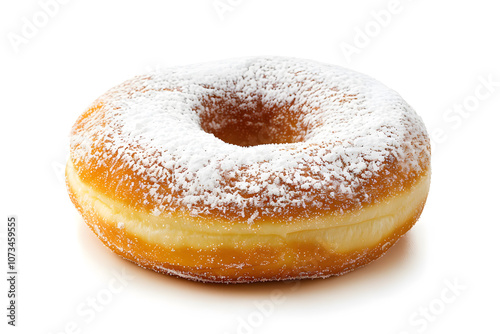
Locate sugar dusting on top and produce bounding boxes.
[70,56,430,222]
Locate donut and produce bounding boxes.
[66,56,431,283]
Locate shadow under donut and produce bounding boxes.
[76,216,421,300]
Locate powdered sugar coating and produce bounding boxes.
[70,56,430,222]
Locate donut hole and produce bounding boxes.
[199,93,309,147]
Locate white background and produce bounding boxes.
[1,0,499,333]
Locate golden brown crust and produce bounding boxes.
[71,100,430,222]
[67,58,431,282]
[67,160,429,283]
[69,185,426,283]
